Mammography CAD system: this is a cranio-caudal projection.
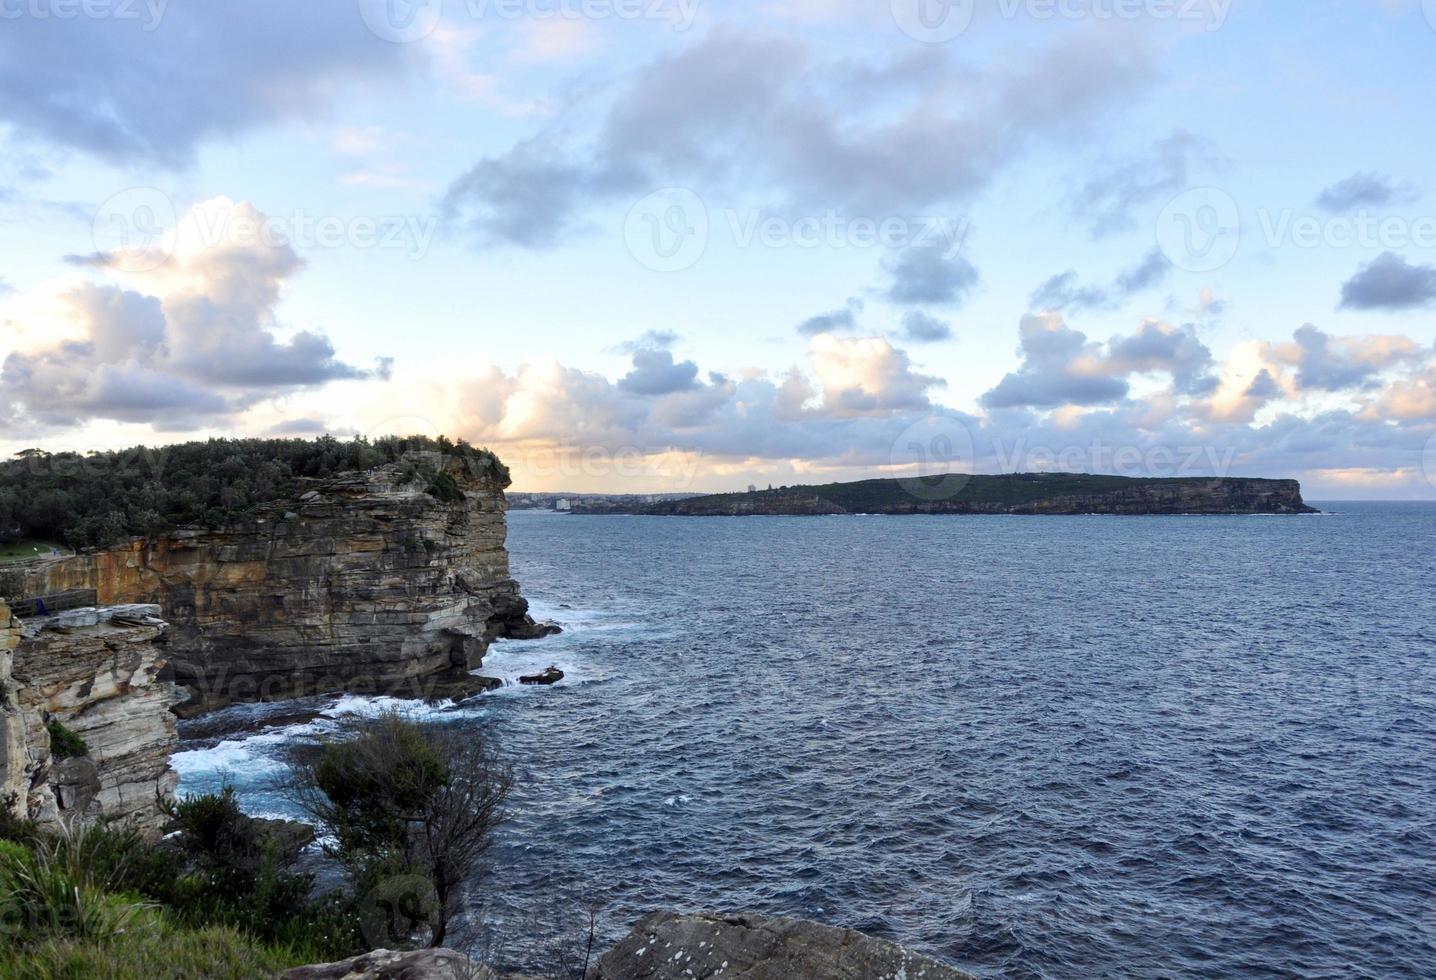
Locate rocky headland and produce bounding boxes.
[3,450,554,717]
[638,473,1318,516]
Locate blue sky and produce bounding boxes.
[1,0,1435,497]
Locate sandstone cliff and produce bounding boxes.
[4,451,546,715]
[1,601,179,831]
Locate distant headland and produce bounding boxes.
[555,473,1319,517]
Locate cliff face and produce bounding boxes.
[1,602,179,831]
[7,451,542,715]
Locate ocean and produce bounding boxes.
[175,503,1436,977]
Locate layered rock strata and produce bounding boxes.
[0,602,179,831]
[5,452,549,714]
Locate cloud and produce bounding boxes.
[1106,320,1216,395]
[445,26,1157,248]
[982,313,1132,409]
[1029,248,1172,313]
[1338,252,1436,311]
[1069,131,1220,238]
[1315,172,1417,212]
[795,298,865,336]
[1271,324,1422,391]
[0,199,375,430]
[898,311,952,343]
[0,4,406,166]
[618,349,701,395]
[615,330,681,353]
[885,244,979,306]
[983,313,1216,409]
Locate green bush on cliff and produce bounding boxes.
[45,718,89,759]
[0,434,510,551]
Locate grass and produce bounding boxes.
[0,906,309,980]
[0,539,67,564]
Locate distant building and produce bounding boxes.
[747,484,757,493]
[555,498,571,512]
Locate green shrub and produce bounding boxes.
[45,719,89,759]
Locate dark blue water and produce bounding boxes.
[179,503,1436,977]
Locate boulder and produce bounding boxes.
[504,619,563,640]
[518,666,564,686]
[595,911,977,980]
[282,948,491,980]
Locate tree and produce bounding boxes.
[287,711,512,948]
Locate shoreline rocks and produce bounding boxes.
[518,665,564,686]
[596,911,978,980]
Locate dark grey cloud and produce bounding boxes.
[796,307,859,336]
[615,330,682,354]
[983,313,1217,409]
[618,349,700,395]
[885,244,978,306]
[1113,248,1173,294]
[1279,324,1421,392]
[1069,130,1220,238]
[1030,271,1111,312]
[898,311,952,343]
[445,27,1156,248]
[1315,172,1416,213]
[982,314,1130,409]
[1029,248,1172,313]
[0,4,405,166]
[1106,320,1216,395]
[1338,252,1436,311]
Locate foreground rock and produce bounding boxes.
[0,602,179,831]
[3,451,548,714]
[518,665,564,685]
[281,947,491,980]
[596,911,977,980]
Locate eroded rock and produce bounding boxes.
[281,947,492,980]
[518,666,564,686]
[596,911,977,980]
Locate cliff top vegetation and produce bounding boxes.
[0,435,508,551]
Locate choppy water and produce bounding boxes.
[178,503,1436,978]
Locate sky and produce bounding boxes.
[1,0,1435,498]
